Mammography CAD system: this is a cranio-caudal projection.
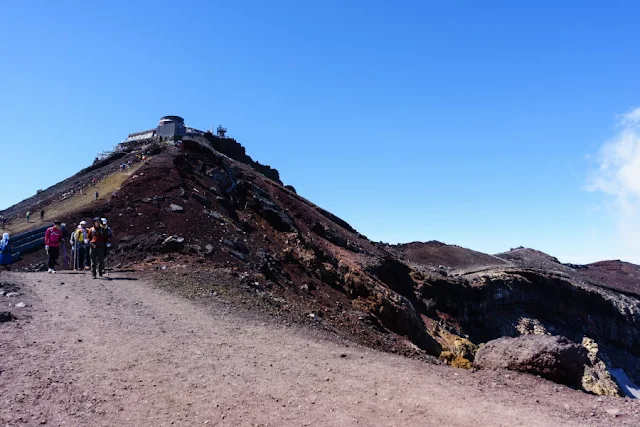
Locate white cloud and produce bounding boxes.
[620,107,640,128]
[587,107,640,262]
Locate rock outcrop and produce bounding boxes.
[581,337,623,396]
[474,335,588,388]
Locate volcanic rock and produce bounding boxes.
[474,335,588,387]
[0,311,16,323]
[161,236,185,253]
[204,210,224,221]
[285,185,297,194]
[229,250,247,261]
[251,194,295,233]
[169,204,184,213]
[580,337,623,396]
[204,244,215,256]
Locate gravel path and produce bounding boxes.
[0,271,637,426]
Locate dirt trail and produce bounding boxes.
[0,272,636,426]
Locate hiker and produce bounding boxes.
[101,218,113,244]
[44,220,64,273]
[88,217,108,278]
[101,218,113,237]
[70,221,89,270]
[101,218,113,273]
[40,209,45,221]
[26,211,30,223]
[95,191,99,200]
[60,223,71,269]
[0,233,13,270]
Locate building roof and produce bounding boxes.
[159,115,184,124]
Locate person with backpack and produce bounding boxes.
[87,217,108,279]
[70,221,89,270]
[26,211,31,223]
[0,233,13,270]
[44,220,64,273]
[101,218,114,272]
[101,217,113,248]
[40,209,45,221]
[95,191,99,201]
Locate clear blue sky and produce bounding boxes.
[2,1,640,263]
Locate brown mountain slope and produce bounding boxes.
[582,260,640,296]
[3,135,640,398]
[391,241,510,272]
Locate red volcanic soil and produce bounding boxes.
[496,249,640,298]
[392,241,509,271]
[581,260,640,297]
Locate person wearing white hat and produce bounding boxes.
[101,218,113,268]
[70,220,90,270]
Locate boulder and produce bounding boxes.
[161,235,185,253]
[253,195,295,233]
[204,244,215,256]
[169,204,184,213]
[0,311,16,323]
[474,335,588,387]
[262,208,295,232]
[312,222,347,248]
[285,185,297,194]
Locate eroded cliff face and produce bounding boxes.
[413,266,640,391]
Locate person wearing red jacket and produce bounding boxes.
[44,220,64,273]
[87,217,109,279]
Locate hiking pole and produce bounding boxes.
[72,239,76,271]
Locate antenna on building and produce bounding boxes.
[216,125,227,138]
